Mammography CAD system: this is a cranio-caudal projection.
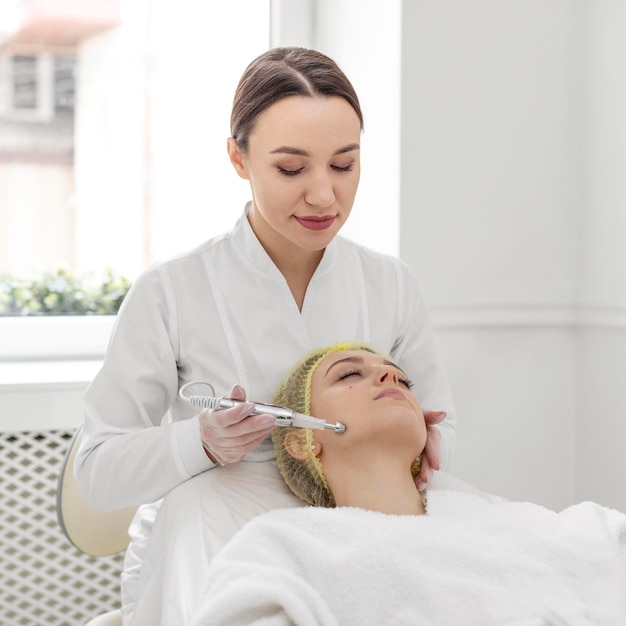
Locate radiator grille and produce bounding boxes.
[1,430,125,626]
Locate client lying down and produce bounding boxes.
[190,342,626,625]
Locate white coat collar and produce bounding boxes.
[234,203,337,279]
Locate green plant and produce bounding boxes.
[0,268,132,316]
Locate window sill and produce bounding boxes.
[0,316,113,431]
[0,315,115,362]
[0,359,102,389]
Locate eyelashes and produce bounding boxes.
[337,368,361,382]
[337,368,414,389]
[278,167,304,177]
[277,163,354,177]
[331,163,354,173]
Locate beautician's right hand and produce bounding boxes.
[198,384,276,465]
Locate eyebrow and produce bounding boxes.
[269,143,360,157]
[323,355,407,378]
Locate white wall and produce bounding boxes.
[400,0,580,308]
[575,0,626,509]
[436,328,577,508]
[400,0,626,511]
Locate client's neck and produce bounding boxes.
[327,460,426,516]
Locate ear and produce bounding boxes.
[284,432,323,460]
[227,137,249,180]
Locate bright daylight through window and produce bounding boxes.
[0,0,269,322]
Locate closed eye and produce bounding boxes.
[331,163,354,173]
[278,163,354,177]
[278,166,304,177]
[337,368,362,382]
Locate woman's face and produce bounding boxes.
[309,350,427,454]
[228,96,361,255]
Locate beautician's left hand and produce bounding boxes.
[416,410,446,492]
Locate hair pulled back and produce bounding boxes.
[230,47,363,153]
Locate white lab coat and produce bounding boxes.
[76,207,456,511]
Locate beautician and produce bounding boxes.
[75,47,456,511]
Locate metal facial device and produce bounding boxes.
[179,381,346,433]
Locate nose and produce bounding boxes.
[377,366,399,386]
[304,170,335,208]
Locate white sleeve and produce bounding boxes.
[391,259,457,470]
[75,266,215,511]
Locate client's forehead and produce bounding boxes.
[319,349,401,373]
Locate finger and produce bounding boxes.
[424,425,441,470]
[215,421,276,448]
[228,385,247,402]
[241,429,276,453]
[201,402,255,431]
[422,410,446,426]
[205,406,276,438]
[206,427,275,464]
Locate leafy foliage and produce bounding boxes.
[0,268,132,316]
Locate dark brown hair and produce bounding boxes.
[230,47,363,153]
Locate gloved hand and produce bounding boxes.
[199,384,276,465]
[416,410,446,492]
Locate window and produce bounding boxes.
[12,54,39,111]
[0,53,74,122]
[53,56,75,112]
[0,0,269,305]
[0,0,270,363]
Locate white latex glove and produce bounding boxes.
[416,410,446,492]
[198,384,276,465]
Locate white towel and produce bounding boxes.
[189,490,626,626]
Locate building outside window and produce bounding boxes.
[1,52,75,119]
[11,54,40,112]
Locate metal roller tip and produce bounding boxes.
[329,421,346,434]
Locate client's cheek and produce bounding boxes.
[310,391,343,419]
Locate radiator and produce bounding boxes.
[1,429,125,626]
